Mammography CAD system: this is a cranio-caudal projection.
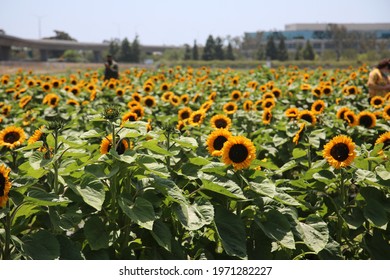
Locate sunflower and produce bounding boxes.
[176,120,187,131]
[262,109,272,125]
[122,111,139,124]
[311,87,322,97]
[66,99,80,106]
[180,94,190,104]
[208,91,217,101]
[0,164,12,208]
[127,100,141,109]
[293,123,305,145]
[344,111,357,127]
[311,100,326,114]
[100,135,129,155]
[383,104,390,120]
[272,88,282,98]
[357,111,376,128]
[300,83,311,91]
[115,88,125,97]
[41,82,52,92]
[162,91,173,102]
[206,129,232,156]
[253,100,263,111]
[19,95,33,109]
[262,98,276,110]
[43,93,60,108]
[188,110,206,126]
[370,96,385,109]
[178,107,192,121]
[160,82,169,91]
[285,107,299,119]
[336,107,350,120]
[375,131,390,152]
[262,92,275,100]
[28,125,45,145]
[200,100,213,112]
[143,95,156,108]
[223,102,238,115]
[323,135,356,169]
[130,105,145,119]
[0,126,26,149]
[210,114,232,130]
[243,100,253,112]
[231,90,242,101]
[131,92,142,103]
[321,85,333,96]
[70,86,80,95]
[221,136,257,170]
[298,110,317,125]
[169,94,181,106]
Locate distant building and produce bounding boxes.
[243,23,390,59]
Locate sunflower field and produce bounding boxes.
[0,64,389,260]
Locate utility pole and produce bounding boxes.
[35,15,45,39]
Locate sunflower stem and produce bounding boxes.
[3,200,11,260]
[340,168,346,208]
[53,130,59,194]
[307,144,312,169]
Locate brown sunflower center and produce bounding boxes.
[301,114,313,123]
[145,98,154,107]
[50,98,57,105]
[192,113,202,123]
[315,104,323,111]
[214,119,227,128]
[359,115,373,128]
[4,132,20,144]
[226,105,234,111]
[116,139,128,155]
[229,144,249,163]
[0,174,6,196]
[180,111,190,119]
[330,143,350,162]
[213,136,228,151]
[374,99,382,105]
[383,139,390,150]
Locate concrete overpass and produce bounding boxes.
[0,33,180,61]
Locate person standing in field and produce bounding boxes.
[104,54,119,80]
[367,59,390,99]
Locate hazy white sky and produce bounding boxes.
[1,0,389,46]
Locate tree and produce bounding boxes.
[202,35,215,60]
[184,44,191,60]
[327,23,347,61]
[214,37,224,60]
[44,30,77,41]
[192,40,199,60]
[277,36,288,61]
[302,40,315,60]
[226,42,235,60]
[130,36,141,63]
[119,37,132,62]
[294,43,303,60]
[108,39,120,58]
[265,35,278,60]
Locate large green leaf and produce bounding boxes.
[25,188,70,206]
[118,196,156,230]
[173,199,214,230]
[84,216,110,250]
[70,174,105,211]
[142,140,173,156]
[22,230,60,260]
[214,206,247,259]
[151,219,172,252]
[255,209,295,250]
[296,215,329,253]
[250,179,276,198]
[200,174,246,200]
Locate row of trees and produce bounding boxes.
[182,35,236,61]
[106,37,141,63]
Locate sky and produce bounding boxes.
[1,0,390,46]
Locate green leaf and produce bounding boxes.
[363,200,388,229]
[85,163,108,178]
[297,215,329,253]
[173,199,214,230]
[214,206,247,258]
[142,140,173,156]
[355,169,377,183]
[70,174,105,211]
[25,188,70,206]
[292,148,307,159]
[29,151,52,170]
[84,216,110,250]
[118,197,156,230]
[200,174,246,200]
[151,219,172,252]
[174,136,198,149]
[250,179,276,198]
[189,157,211,166]
[12,203,40,223]
[22,230,60,260]
[255,209,295,250]
[312,170,336,184]
[275,160,297,175]
[57,235,84,260]
[18,161,48,178]
[376,165,390,181]
[274,192,301,206]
